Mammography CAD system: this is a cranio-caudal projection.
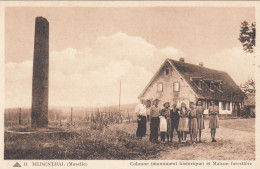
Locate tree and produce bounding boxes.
[238,21,256,53]
[239,79,255,94]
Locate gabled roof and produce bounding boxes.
[244,93,255,106]
[138,59,173,98]
[139,58,246,102]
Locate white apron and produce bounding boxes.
[159,116,167,132]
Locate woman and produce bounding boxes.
[196,101,205,143]
[189,102,197,144]
[178,102,189,143]
[159,102,171,143]
[135,100,147,139]
[149,99,160,143]
[208,101,219,142]
[146,100,152,122]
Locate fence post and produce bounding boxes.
[19,108,22,125]
[28,110,31,127]
[97,108,99,123]
[94,112,96,123]
[71,107,73,124]
[128,109,130,122]
[111,111,114,123]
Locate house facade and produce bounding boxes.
[244,93,255,117]
[139,58,246,115]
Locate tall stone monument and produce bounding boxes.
[31,17,49,128]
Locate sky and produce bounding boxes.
[5,7,255,108]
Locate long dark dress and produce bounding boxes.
[171,108,181,142]
[150,106,160,142]
[171,108,180,130]
[136,115,147,137]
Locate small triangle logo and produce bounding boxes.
[13,162,21,167]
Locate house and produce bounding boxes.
[244,93,255,117]
[138,58,246,116]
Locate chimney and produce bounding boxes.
[179,57,185,62]
[199,62,204,67]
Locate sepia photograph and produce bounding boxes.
[4,6,256,161]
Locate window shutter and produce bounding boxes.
[157,83,163,92]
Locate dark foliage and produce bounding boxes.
[239,79,255,94]
[239,21,256,53]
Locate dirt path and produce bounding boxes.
[156,119,255,160]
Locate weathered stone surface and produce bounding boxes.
[31,17,49,128]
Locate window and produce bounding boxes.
[173,82,180,92]
[205,81,211,88]
[205,81,214,91]
[221,101,230,110]
[198,81,202,88]
[219,83,222,91]
[195,80,202,89]
[202,100,206,108]
[226,102,230,110]
[157,83,163,92]
[222,102,226,110]
[213,80,222,91]
[215,101,219,106]
[165,69,169,75]
[207,100,211,109]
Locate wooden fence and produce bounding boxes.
[4,108,137,127]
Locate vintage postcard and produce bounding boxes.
[0,1,259,169]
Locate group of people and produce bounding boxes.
[135,99,219,144]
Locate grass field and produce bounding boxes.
[5,123,166,160]
[4,118,255,160]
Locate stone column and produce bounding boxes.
[31,17,49,128]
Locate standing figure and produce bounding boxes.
[159,102,170,143]
[135,100,147,139]
[188,102,192,141]
[196,101,205,143]
[170,103,181,143]
[178,102,189,143]
[208,101,219,142]
[149,99,160,143]
[189,102,198,144]
[146,100,152,122]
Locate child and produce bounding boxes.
[178,102,189,143]
[159,102,170,143]
[189,102,198,144]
